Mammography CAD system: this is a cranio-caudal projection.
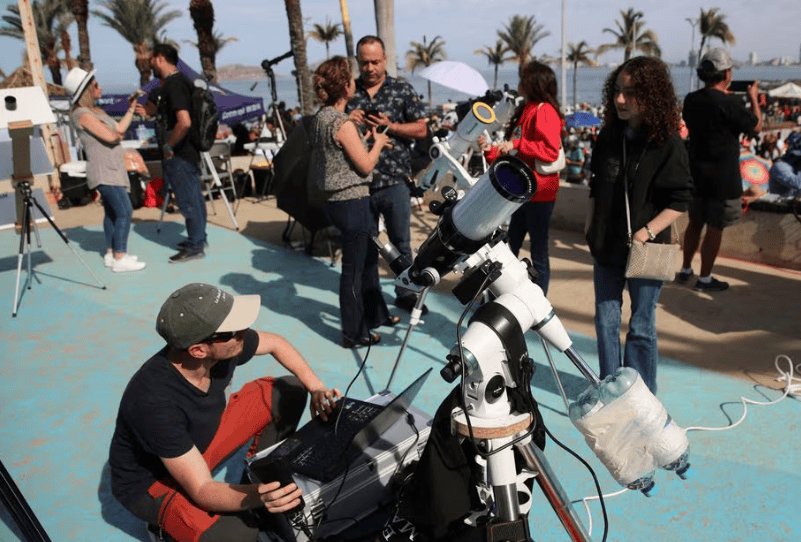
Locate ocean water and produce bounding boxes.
[105,64,800,118]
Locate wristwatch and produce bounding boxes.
[645,224,656,241]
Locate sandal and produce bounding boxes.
[382,314,401,327]
[342,332,381,349]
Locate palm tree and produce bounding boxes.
[497,15,550,70]
[697,8,736,66]
[338,0,355,62]
[406,35,446,106]
[189,0,216,82]
[0,0,73,85]
[183,31,237,56]
[92,0,182,86]
[308,17,342,59]
[566,41,596,110]
[475,40,513,90]
[70,0,91,69]
[596,8,661,62]
[284,0,315,116]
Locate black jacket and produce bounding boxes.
[587,125,694,268]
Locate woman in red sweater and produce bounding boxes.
[485,60,564,294]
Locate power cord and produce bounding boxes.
[573,354,798,537]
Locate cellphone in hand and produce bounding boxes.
[365,108,381,118]
[729,80,754,93]
[376,124,389,134]
[128,89,145,101]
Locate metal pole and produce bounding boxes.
[561,0,567,111]
[686,18,698,92]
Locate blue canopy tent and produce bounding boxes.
[95,59,265,139]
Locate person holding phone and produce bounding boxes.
[64,67,146,273]
[346,35,429,315]
[310,56,399,348]
[679,47,762,292]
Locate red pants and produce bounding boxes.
[147,377,275,542]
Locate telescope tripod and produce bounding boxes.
[451,403,593,542]
[12,180,106,317]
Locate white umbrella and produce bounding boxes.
[767,82,801,99]
[417,61,489,97]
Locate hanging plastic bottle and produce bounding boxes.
[599,367,639,404]
[568,386,602,423]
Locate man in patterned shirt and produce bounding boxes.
[347,35,429,314]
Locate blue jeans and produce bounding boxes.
[593,260,664,394]
[370,182,411,300]
[96,184,133,254]
[507,200,556,295]
[325,197,390,342]
[163,156,207,252]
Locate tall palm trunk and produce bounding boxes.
[71,0,92,69]
[134,41,152,87]
[43,37,62,85]
[339,0,355,62]
[190,0,216,82]
[284,0,314,116]
[373,0,396,77]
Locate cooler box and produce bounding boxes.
[59,161,91,205]
[247,394,433,542]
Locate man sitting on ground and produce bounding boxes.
[768,132,801,197]
[109,283,341,542]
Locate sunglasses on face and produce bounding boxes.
[201,329,247,343]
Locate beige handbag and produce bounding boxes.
[622,141,680,281]
[533,103,566,175]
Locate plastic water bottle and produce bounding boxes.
[568,386,601,423]
[659,415,692,480]
[136,124,147,142]
[599,367,639,404]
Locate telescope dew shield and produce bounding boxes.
[447,101,497,157]
[452,155,535,240]
[408,156,535,285]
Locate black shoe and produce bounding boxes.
[342,332,381,349]
[169,249,205,263]
[675,269,694,284]
[395,296,428,315]
[693,276,729,292]
[177,239,209,249]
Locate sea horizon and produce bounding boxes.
[102,64,801,120]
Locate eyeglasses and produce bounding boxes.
[201,328,247,343]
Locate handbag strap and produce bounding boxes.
[622,136,655,246]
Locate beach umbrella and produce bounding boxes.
[739,153,771,188]
[418,61,489,97]
[767,82,801,99]
[564,111,601,129]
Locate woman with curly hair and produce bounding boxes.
[585,56,693,393]
[309,56,398,348]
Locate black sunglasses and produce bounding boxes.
[202,329,247,343]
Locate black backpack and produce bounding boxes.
[184,75,219,152]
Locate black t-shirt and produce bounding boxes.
[683,88,758,199]
[149,72,200,165]
[109,329,259,511]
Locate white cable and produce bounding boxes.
[684,355,798,432]
[575,355,798,537]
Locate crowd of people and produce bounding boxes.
[84,38,799,542]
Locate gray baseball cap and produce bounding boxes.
[156,283,260,350]
[700,48,733,71]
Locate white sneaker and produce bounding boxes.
[105,253,138,268]
[112,254,146,273]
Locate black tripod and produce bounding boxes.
[12,180,106,317]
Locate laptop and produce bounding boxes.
[249,369,431,484]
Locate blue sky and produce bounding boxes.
[2,0,800,85]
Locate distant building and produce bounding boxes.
[748,52,758,65]
[688,50,697,68]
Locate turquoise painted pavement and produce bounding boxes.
[1,222,798,542]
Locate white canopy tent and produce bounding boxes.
[767,82,801,99]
